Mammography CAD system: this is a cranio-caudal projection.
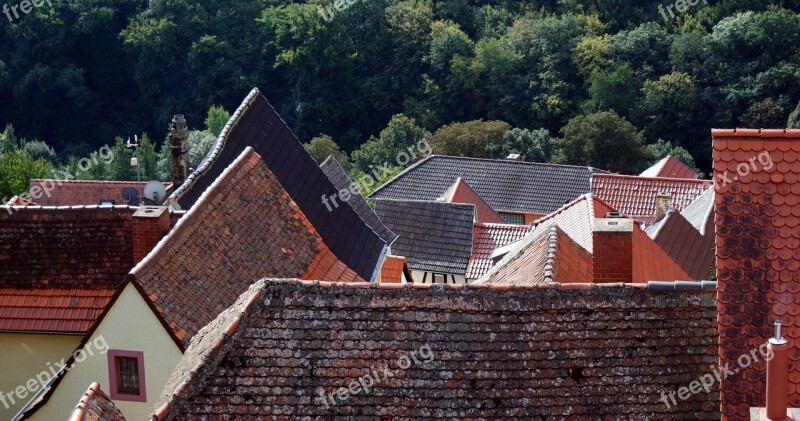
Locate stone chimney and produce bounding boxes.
[132,206,171,263]
[169,115,189,187]
[592,214,634,284]
[655,192,671,220]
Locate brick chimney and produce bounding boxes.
[655,192,671,220]
[592,214,634,284]
[132,206,171,263]
[169,115,189,187]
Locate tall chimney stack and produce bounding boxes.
[592,214,634,284]
[169,115,189,187]
[655,192,671,220]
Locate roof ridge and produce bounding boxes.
[593,173,713,183]
[374,198,477,208]
[426,154,608,171]
[29,179,170,185]
[367,154,435,197]
[711,128,800,137]
[0,204,139,213]
[169,88,261,204]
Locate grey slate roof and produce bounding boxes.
[375,199,475,275]
[319,156,398,245]
[167,88,386,282]
[369,155,606,215]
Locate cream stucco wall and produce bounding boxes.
[0,333,81,418]
[29,283,183,421]
[411,270,467,285]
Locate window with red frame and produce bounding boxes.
[107,350,146,402]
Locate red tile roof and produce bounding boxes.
[640,155,698,179]
[379,255,412,283]
[29,180,172,206]
[0,206,138,289]
[712,128,800,420]
[0,288,115,334]
[131,147,364,347]
[69,382,126,421]
[440,177,505,224]
[592,174,713,225]
[151,279,719,419]
[465,223,531,279]
[478,194,691,285]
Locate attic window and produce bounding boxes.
[499,212,524,225]
[108,350,146,402]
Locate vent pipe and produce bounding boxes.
[764,320,790,421]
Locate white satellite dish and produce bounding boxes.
[144,181,168,203]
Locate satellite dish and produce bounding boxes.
[122,187,139,201]
[141,198,158,206]
[144,181,167,203]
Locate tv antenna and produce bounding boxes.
[126,135,143,205]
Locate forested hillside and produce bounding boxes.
[3,0,800,197]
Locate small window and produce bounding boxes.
[108,350,146,402]
[499,212,525,225]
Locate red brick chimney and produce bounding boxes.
[592,214,634,284]
[132,206,171,263]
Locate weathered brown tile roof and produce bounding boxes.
[647,188,715,279]
[640,155,698,179]
[478,194,692,285]
[68,382,126,421]
[152,278,719,420]
[712,128,800,420]
[465,223,531,279]
[29,180,173,206]
[0,206,138,289]
[439,177,505,224]
[169,88,386,282]
[592,173,713,225]
[131,147,363,347]
[0,288,115,334]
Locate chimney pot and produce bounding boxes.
[763,320,791,421]
[169,115,189,187]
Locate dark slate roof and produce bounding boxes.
[169,88,386,282]
[319,156,397,245]
[152,279,719,420]
[374,199,474,275]
[131,148,363,347]
[369,155,605,215]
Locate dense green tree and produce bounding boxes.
[585,64,637,116]
[740,99,786,128]
[0,150,53,199]
[554,111,646,174]
[486,128,555,163]
[644,139,698,172]
[305,135,351,171]
[635,72,698,146]
[204,106,231,137]
[429,120,509,158]
[351,114,429,172]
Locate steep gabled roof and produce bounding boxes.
[68,382,126,421]
[369,155,605,215]
[639,155,698,179]
[131,147,364,346]
[374,199,474,275]
[152,279,719,420]
[465,223,530,279]
[0,288,115,334]
[0,206,138,289]
[169,88,385,281]
[319,156,397,245]
[711,128,800,419]
[439,177,505,224]
[29,180,173,206]
[646,187,715,279]
[592,174,713,225]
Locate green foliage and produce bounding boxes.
[157,130,216,181]
[305,135,351,171]
[555,111,646,174]
[0,150,53,199]
[486,128,555,163]
[204,106,231,137]
[740,98,786,128]
[351,114,429,172]
[644,139,698,172]
[429,120,509,158]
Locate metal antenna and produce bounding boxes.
[126,135,143,206]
